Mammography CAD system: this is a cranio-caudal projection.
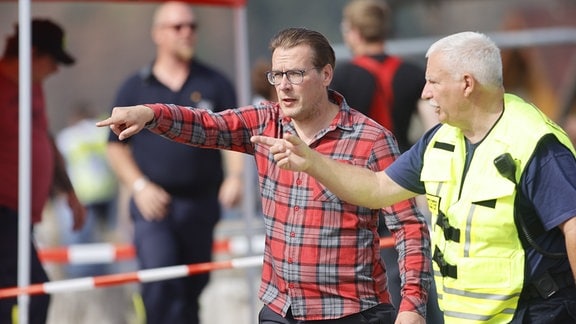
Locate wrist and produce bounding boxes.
[132,176,148,193]
[226,172,244,179]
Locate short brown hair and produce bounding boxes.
[343,0,391,42]
[269,27,336,70]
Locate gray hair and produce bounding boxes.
[426,31,503,87]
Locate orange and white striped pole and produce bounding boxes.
[0,255,263,299]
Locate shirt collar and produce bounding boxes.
[138,59,198,83]
[328,89,355,132]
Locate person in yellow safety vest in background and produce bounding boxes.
[55,102,119,278]
[250,31,576,324]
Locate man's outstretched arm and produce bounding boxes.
[250,133,417,209]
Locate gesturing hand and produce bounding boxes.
[95,105,154,140]
[250,133,313,172]
[133,180,171,221]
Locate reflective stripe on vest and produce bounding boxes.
[421,93,575,323]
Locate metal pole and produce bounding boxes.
[17,0,32,323]
[233,5,260,324]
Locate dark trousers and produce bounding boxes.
[131,196,220,324]
[510,286,576,324]
[259,304,396,324]
[0,207,50,324]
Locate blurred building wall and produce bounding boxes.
[0,0,573,132]
[0,2,236,132]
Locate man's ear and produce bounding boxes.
[462,74,475,97]
[321,64,333,87]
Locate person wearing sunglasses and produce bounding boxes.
[105,2,245,324]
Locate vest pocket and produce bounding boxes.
[421,153,453,182]
[457,257,512,289]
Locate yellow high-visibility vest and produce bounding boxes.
[421,94,575,323]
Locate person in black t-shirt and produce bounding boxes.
[331,0,437,152]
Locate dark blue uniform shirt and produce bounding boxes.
[109,60,237,197]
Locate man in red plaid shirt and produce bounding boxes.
[98,27,432,324]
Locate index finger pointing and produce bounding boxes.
[250,135,281,147]
[95,117,113,127]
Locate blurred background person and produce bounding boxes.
[330,1,442,322]
[106,2,244,324]
[0,18,86,324]
[55,101,118,278]
[332,0,437,152]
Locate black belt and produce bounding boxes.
[522,271,575,300]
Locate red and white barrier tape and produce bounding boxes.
[39,243,135,264]
[37,234,268,264]
[38,235,394,265]
[211,234,267,255]
[2,237,396,298]
[0,255,263,299]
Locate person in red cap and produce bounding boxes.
[0,18,86,324]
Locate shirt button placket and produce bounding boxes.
[288,205,300,296]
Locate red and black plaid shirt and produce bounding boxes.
[146,90,431,320]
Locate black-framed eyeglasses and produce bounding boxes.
[266,68,318,86]
[164,22,198,32]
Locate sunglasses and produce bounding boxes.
[164,22,198,32]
